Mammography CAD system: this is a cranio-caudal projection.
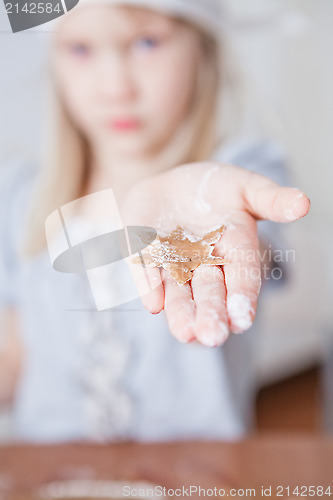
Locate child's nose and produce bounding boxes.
[97,51,136,103]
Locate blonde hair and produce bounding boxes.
[24,8,236,255]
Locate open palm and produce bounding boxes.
[122,162,310,347]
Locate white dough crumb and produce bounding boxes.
[227,293,254,332]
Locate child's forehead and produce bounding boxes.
[57,4,178,38]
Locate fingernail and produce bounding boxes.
[285,191,307,221]
[227,293,254,333]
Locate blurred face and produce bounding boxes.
[53,5,202,160]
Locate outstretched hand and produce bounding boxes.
[122,162,310,347]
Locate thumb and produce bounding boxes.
[244,173,310,222]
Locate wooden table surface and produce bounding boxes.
[0,435,332,499]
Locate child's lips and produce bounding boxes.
[107,118,142,131]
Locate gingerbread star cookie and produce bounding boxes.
[131,225,228,286]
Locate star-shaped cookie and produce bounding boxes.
[131,225,228,286]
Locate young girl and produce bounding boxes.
[0,0,309,442]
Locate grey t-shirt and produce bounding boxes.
[0,139,289,443]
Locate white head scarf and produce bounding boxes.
[62,0,225,39]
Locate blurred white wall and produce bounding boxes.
[0,1,47,166]
[223,0,333,384]
[226,0,333,216]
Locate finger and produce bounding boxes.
[128,260,164,314]
[191,265,229,347]
[215,217,261,334]
[163,271,196,343]
[244,173,310,222]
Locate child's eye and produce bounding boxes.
[133,36,160,50]
[68,43,91,58]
